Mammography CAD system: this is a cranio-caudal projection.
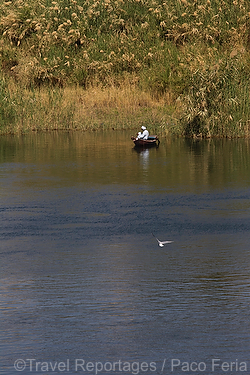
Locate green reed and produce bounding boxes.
[0,0,250,136]
[0,78,17,131]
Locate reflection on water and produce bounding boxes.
[0,131,250,375]
[1,132,250,191]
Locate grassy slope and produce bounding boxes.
[0,0,250,136]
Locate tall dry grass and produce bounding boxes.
[0,82,176,134]
[0,0,250,136]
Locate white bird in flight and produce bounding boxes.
[152,233,173,247]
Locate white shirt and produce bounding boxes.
[137,129,149,140]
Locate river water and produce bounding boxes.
[0,131,250,375]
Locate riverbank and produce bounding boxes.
[0,82,181,136]
[1,0,250,137]
[1,77,250,138]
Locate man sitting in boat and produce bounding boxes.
[136,126,149,140]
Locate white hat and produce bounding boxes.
[141,126,146,130]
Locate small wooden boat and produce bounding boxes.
[131,135,160,147]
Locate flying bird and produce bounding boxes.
[152,233,173,247]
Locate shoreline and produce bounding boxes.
[1,84,250,139]
[1,1,250,138]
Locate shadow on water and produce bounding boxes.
[0,131,250,374]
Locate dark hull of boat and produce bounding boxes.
[131,136,159,148]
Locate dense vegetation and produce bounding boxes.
[1,0,250,136]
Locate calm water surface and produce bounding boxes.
[0,131,250,375]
